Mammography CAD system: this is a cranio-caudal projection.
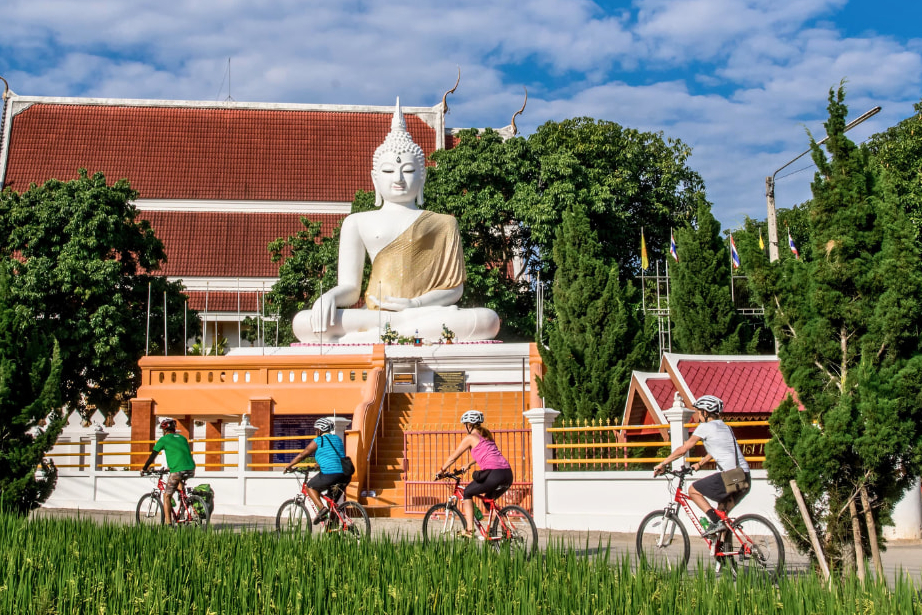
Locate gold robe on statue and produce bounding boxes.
[365,210,466,310]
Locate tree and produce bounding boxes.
[866,99,922,237]
[0,170,189,416]
[749,86,922,571]
[671,201,753,354]
[538,204,656,421]
[253,192,375,346]
[527,118,705,279]
[0,261,65,514]
[426,129,548,339]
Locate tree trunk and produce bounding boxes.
[791,479,830,582]
[848,496,866,582]
[859,485,884,578]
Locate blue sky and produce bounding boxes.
[1,0,920,232]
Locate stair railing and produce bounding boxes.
[362,360,391,498]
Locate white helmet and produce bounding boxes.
[314,418,335,433]
[460,411,484,425]
[693,395,724,415]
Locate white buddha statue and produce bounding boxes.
[291,99,501,344]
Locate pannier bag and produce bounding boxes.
[190,483,216,514]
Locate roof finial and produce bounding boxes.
[441,67,461,115]
[510,87,528,136]
[0,75,11,101]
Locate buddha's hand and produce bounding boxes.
[311,291,339,332]
[367,295,421,312]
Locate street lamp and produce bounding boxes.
[765,106,881,261]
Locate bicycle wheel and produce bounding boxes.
[136,493,164,526]
[731,514,785,579]
[183,495,211,528]
[276,498,312,537]
[490,505,538,556]
[635,509,690,570]
[329,501,371,540]
[422,503,466,543]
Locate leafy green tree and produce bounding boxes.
[0,261,65,514]
[528,118,705,278]
[426,129,550,339]
[538,204,656,421]
[0,170,189,416]
[749,86,922,571]
[254,192,375,346]
[866,99,922,236]
[671,201,752,354]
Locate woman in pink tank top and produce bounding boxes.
[437,410,513,537]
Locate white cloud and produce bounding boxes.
[0,0,919,228]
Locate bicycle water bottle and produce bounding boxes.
[473,504,484,521]
[700,517,710,530]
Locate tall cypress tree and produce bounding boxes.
[0,261,65,514]
[752,86,922,570]
[671,201,751,354]
[538,204,655,421]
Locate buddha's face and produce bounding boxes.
[372,151,423,206]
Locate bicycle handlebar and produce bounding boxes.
[284,465,318,475]
[655,466,694,479]
[435,468,465,481]
[141,468,170,476]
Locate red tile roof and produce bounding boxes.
[185,291,262,313]
[646,377,679,412]
[141,210,345,278]
[3,103,438,200]
[669,358,797,416]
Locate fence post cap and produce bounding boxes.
[524,407,560,424]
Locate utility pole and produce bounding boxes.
[765,106,881,261]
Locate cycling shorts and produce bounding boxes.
[463,468,514,501]
[165,470,195,496]
[693,471,751,507]
[307,472,349,498]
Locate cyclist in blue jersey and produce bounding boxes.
[284,418,351,524]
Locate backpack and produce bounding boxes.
[190,483,215,515]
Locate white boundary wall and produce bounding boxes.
[42,400,922,539]
[525,402,922,539]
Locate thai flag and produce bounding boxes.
[670,230,679,262]
[788,229,800,259]
[730,234,741,269]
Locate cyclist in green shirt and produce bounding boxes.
[141,418,196,525]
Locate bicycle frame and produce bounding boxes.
[290,469,354,531]
[440,472,515,542]
[145,469,195,523]
[662,468,759,559]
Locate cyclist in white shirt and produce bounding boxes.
[654,395,751,536]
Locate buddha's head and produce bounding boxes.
[372,98,426,207]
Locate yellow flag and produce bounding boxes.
[641,229,649,270]
[759,228,765,250]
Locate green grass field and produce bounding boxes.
[2,512,920,614]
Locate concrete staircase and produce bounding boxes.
[359,391,530,517]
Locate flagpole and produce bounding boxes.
[145,282,151,356]
[163,291,168,357]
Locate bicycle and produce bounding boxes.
[636,466,785,578]
[275,466,371,539]
[136,468,211,528]
[422,467,538,556]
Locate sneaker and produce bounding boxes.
[702,520,727,538]
[313,508,329,525]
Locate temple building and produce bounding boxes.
[0,83,472,349]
